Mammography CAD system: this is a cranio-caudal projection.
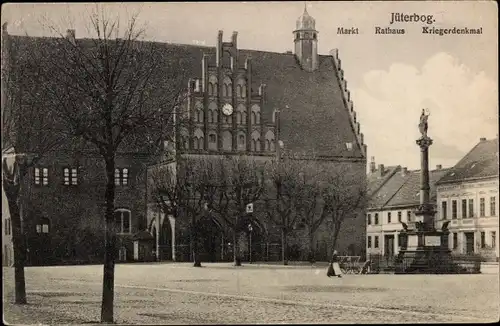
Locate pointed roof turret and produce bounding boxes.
[296,5,316,31]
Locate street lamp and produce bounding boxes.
[248,223,253,264]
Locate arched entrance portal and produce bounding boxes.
[196,215,225,262]
[159,218,173,260]
[151,217,173,261]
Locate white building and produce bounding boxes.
[366,158,449,258]
[435,138,499,261]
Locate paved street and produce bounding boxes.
[3,263,499,324]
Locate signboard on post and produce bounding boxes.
[246,203,253,214]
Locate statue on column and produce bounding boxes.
[418,109,430,137]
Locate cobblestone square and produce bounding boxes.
[3,263,499,324]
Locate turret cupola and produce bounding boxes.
[293,6,319,72]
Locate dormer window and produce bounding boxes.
[63,167,78,186]
[345,142,353,151]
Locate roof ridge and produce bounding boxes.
[368,165,401,198]
[381,172,413,209]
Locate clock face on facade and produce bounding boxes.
[222,103,233,116]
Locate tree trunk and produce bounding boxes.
[233,229,241,266]
[4,186,27,304]
[191,215,201,267]
[308,228,315,264]
[100,157,116,323]
[281,228,288,265]
[329,222,342,262]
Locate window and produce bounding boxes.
[374,236,379,248]
[345,142,353,151]
[468,199,474,218]
[209,134,216,143]
[461,199,467,218]
[4,219,11,235]
[34,167,49,186]
[63,167,78,185]
[114,168,129,186]
[36,218,50,234]
[491,196,497,216]
[397,211,402,223]
[480,198,485,217]
[452,200,457,219]
[238,134,245,146]
[114,209,131,234]
[387,212,392,224]
[441,201,447,220]
[367,236,372,248]
[453,233,458,249]
[492,231,496,248]
[367,214,371,225]
[374,213,379,225]
[407,211,411,222]
[480,232,485,248]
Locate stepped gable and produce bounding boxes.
[6,29,366,159]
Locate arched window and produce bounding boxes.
[208,83,213,96]
[198,110,204,122]
[214,83,218,95]
[213,110,218,123]
[265,140,270,151]
[208,102,217,123]
[270,140,275,151]
[222,85,226,97]
[265,130,275,152]
[195,101,203,123]
[251,131,260,152]
[236,85,242,98]
[238,133,246,151]
[208,133,217,150]
[251,104,260,125]
[242,85,246,98]
[114,209,131,234]
[194,129,204,150]
[223,76,232,98]
[36,217,50,234]
[237,104,246,125]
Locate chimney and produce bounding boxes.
[401,167,408,176]
[480,137,486,142]
[378,164,385,177]
[231,31,238,48]
[436,164,442,170]
[369,156,376,173]
[66,29,76,45]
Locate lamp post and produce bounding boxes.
[248,223,253,263]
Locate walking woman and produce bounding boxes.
[327,250,342,278]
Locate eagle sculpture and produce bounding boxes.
[401,222,408,231]
[441,221,450,231]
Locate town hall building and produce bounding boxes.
[2,8,368,265]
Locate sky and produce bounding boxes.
[1,1,498,170]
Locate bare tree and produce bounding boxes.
[321,167,367,261]
[149,157,215,267]
[2,23,64,304]
[23,9,187,322]
[209,155,266,266]
[294,171,327,264]
[263,158,309,265]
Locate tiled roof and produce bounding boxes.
[368,168,408,209]
[384,168,450,208]
[7,34,365,159]
[437,138,499,184]
[367,166,400,197]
